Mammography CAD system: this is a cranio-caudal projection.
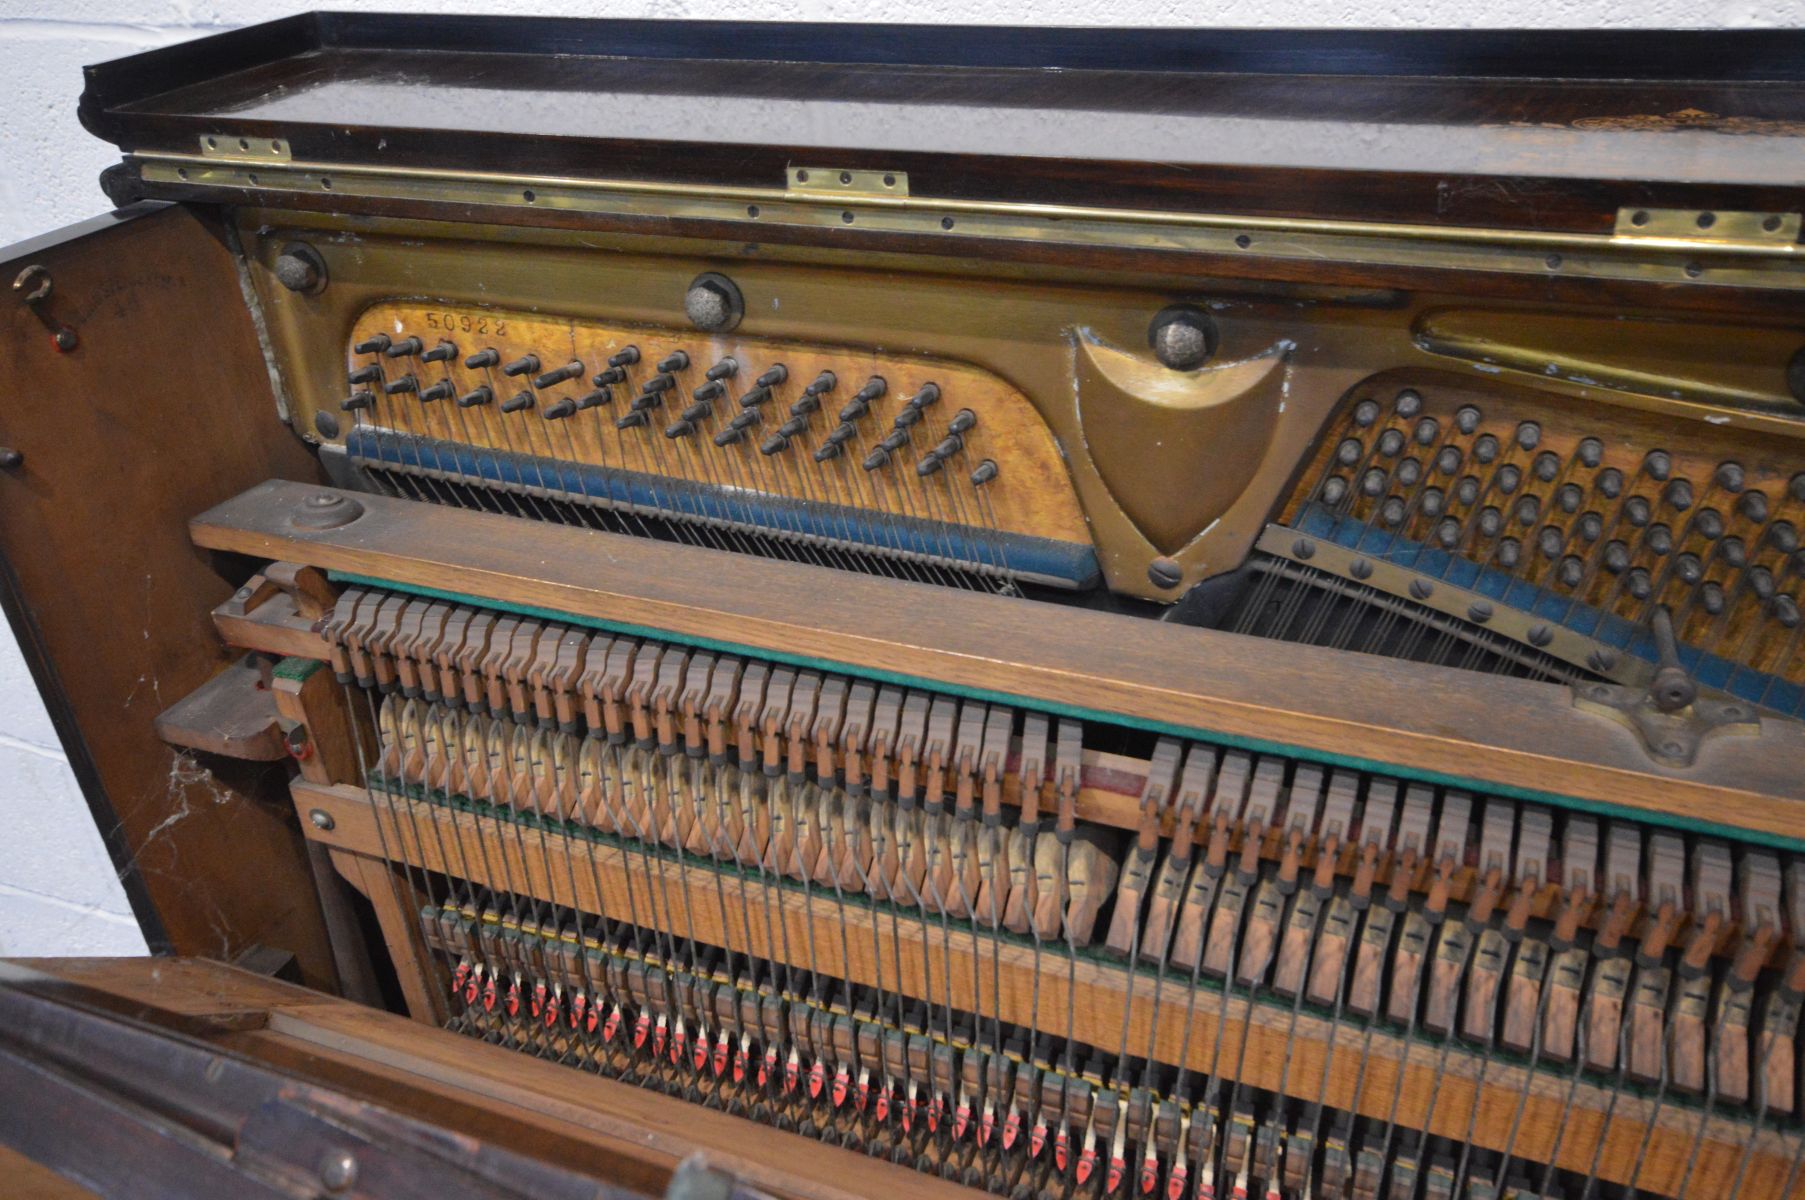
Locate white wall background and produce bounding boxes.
[1,0,1801,960]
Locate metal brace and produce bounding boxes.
[1572,607,1759,767]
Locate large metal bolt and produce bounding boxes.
[684,272,743,334]
[1147,305,1218,371]
[274,242,328,295]
[1147,557,1182,590]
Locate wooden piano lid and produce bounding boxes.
[81,17,1805,232]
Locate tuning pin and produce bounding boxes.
[705,357,739,381]
[577,388,612,410]
[714,427,745,447]
[948,408,977,435]
[730,409,761,431]
[640,374,675,395]
[680,400,712,422]
[383,374,418,395]
[502,354,540,378]
[879,430,910,453]
[756,364,789,388]
[533,361,584,388]
[593,366,627,386]
[905,383,941,409]
[608,346,641,368]
[790,393,821,416]
[385,335,423,358]
[813,442,844,463]
[667,419,696,439]
[894,406,923,429]
[543,397,577,420]
[500,390,534,414]
[692,380,725,403]
[760,433,790,456]
[777,414,810,439]
[739,386,773,409]
[971,459,999,486]
[457,385,494,408]
[421,340,456,363]
[656,350,690,373]
[348,364,382,385]
[804,370,837,396]
[341,390,375,411]
[616,411,649,429]
[932,434,964,458]
[629,392,664,413]
[353,333,391,355]
[465,347,500,369]
[917,452,946,477]
[419,380,455,402]
[863,447,891,471]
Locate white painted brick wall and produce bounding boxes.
[0,0,1797,959]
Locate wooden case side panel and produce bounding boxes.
[0,203,335,983]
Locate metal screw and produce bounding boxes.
[1349,558,1372,581]
[309,808,335,831]
[1408,579,1433,600]
[1146,557,1182,590]
[52,327,78,352]
[0,448,22,469]
[318,1149,357,1193]
[1291,538,1315,561]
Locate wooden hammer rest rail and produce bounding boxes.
[293,777,1795,1198]
[193,480,1805,848]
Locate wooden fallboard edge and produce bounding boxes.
[257,1008,969,1200]
[0,957,967,1200]
[191,480,1805,848]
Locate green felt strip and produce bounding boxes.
[273,656,325,683]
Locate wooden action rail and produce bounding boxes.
[292,776,1798,1200]
[193,480,1805,845]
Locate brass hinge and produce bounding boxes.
[786,166,909,200]
[199,133,292,162]
[1614,206,1800,250]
